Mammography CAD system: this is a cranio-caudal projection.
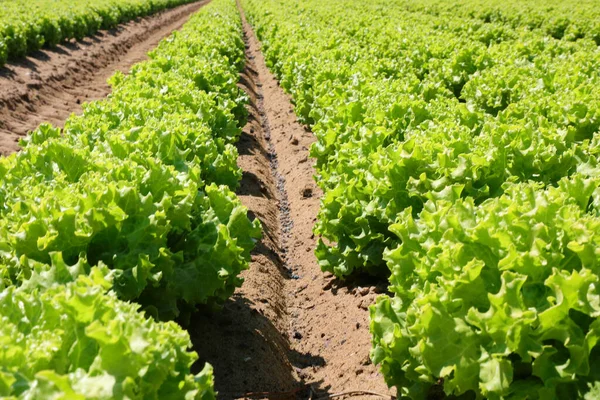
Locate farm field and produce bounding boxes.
[0,0,207,154]
[0,0,199,65]
[0,0,599,399]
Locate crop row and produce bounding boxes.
[243,0,600,398]
[0,0,196,65]
[248,0,600,278]
[393,0,600,44]
[0,0,253,397]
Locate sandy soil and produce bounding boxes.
[191,5,395,399]
[189,40,298,398]
[0,0,208,155]
[240,10,395,398]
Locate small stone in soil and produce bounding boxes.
[291,136,299,145]
[322,280,334,291]
[300,186,313,198]
[293,331,303,340]
[356,322,361,329]
[358,299,369,310]
[357,286,370,296]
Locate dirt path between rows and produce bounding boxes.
[191,5,396,399]
[0,0,208,155]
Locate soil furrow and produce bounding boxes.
[192,4,395,398]
[0,0,208,155]
[188,12,299,398]
[241,12,394,395]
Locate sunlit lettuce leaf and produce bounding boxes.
[0,0,259,320]
[372,176,600,399]
[0,271,215,399]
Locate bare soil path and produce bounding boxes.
[239,11,394,398]
[0,0,208,155]
[192,5,396,399]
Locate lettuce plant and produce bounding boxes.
[371,175,600,399]
[0,0,197,65]
[0,0,259,321]
[0,270,216,399]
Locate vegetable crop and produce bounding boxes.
[0,0,259,322]
[0,0,252,396]
[0,0,196,65]
[372,174,600,399]
[0,270,216,399]
[245,0,600,279]
[242,0,600,398]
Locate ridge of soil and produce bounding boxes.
[0,0,208,155]
[191,5,395,399]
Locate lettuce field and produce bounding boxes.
[0,0,198,65]
[0,0,599,398]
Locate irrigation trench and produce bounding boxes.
[0,2,395,398]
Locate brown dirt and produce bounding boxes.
[190,4,396,399]
[189,48,298,397]
[240,13,395,399]
[0,0,208,155]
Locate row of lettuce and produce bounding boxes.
[394,0,600,44]
[0,0,196,65]
[243,0,600,398]
[0,0,255,397]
